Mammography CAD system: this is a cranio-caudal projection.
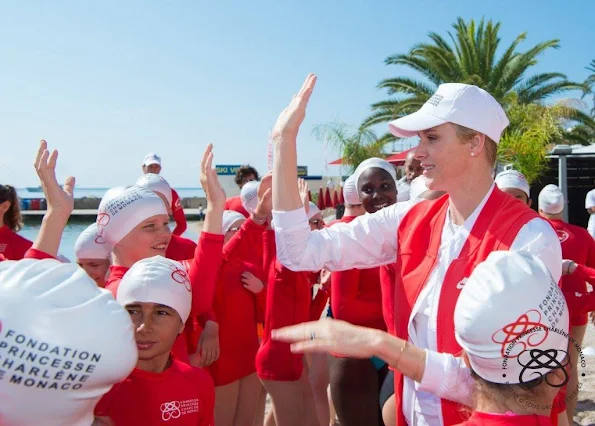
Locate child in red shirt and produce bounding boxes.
[95,255,215,425]
[0,184,33,260]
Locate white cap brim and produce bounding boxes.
[389,112,447,138]
[144,160,160,166]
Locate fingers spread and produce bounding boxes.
[63,176,76,196]
[35,140,47,169]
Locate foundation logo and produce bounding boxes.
[426,94,443,107]
[492,310,548,358]
[95,212,111,244]
[160,399,200,421]
[556,230,569,243]
[160,401,182,421]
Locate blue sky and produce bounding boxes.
[1,0,593,188]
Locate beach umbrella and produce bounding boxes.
[332,190,339,208]
[324,187,332,209]
[317,188,325,211]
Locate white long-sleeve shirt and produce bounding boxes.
[273,184,562,426]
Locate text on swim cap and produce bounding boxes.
[0,329,102,391]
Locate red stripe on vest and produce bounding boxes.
[392,187,539,426]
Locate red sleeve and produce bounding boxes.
[24,248,56,260]
[222,218,266,263]
[186,232,224,317]
[171,189,187,236]
[196,370,216,426]
[262,230,276,279]
[585,236,595,268]
[330,269,383,325]
[198,309,217,327]
[573,264,595,284]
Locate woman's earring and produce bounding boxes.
[470,152,476,157]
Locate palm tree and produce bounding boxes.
[312,122,390,173]
[586,59,595,116]
[364,17,586,130]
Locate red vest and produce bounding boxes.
[393,187,538,426]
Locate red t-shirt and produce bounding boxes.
[0,225,33,260]
[547,219,595,326]
[95,357,214,426]
[454,411,551,425]
[171,189,187,236]
[330,216,385,331]
[166,234,197,261]
[206,219,266,386]
[224,196,249,218]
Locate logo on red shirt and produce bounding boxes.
[492,309,548,358]
[556,230,569,243]
[160,401,182,421]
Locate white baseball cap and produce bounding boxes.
[455,251,569,385]
[240,180,260,214]
[0,259,137,425]
[96,186,168,246]
[409,175,429,200]
[75,223,112,260]
[538,184,565,214]
[353,158,397,189]
[117,256,192,323]
[142,153,162,167]
[495,170,531,198]
[136,173,173,207]
[389,83,509,143]
[222,210,246,234]
[342,176,361,206]
[307,201,321,220]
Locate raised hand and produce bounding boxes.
[271,74,317,142]
[200,144,226,212]
[255,173,273,218]
[34,140,75,218]
[298,178,309,212]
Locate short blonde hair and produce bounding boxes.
[454,124,498,167]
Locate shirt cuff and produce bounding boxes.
[272,208,308,230]
[199,232,225,242]
[418,350,473,406]
[24,248,56,260]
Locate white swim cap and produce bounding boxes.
[495,170,530,199]
[117,256,192,324]
[222,210,246,234]
[96,186,168,246]
[0,259,137,426]
[240,180,260,214]
[135,173,173,207]
[353,158,397,189]
[342,176,361,206]
[409,176,429,200]
[455,251,569,385]
[538,184,565,214]
[307,202,321,220]
[75,223,112,260]
[389,83,509,143]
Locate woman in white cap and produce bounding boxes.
[271,75,561,426]
[95,255,215,426]
[325,159,397,426]
[75,223,112,288]
[537,184,595,424]
[207,175,272,426]
[273,250,570,426]
[136,173,197,261]
[0,140,137,426]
